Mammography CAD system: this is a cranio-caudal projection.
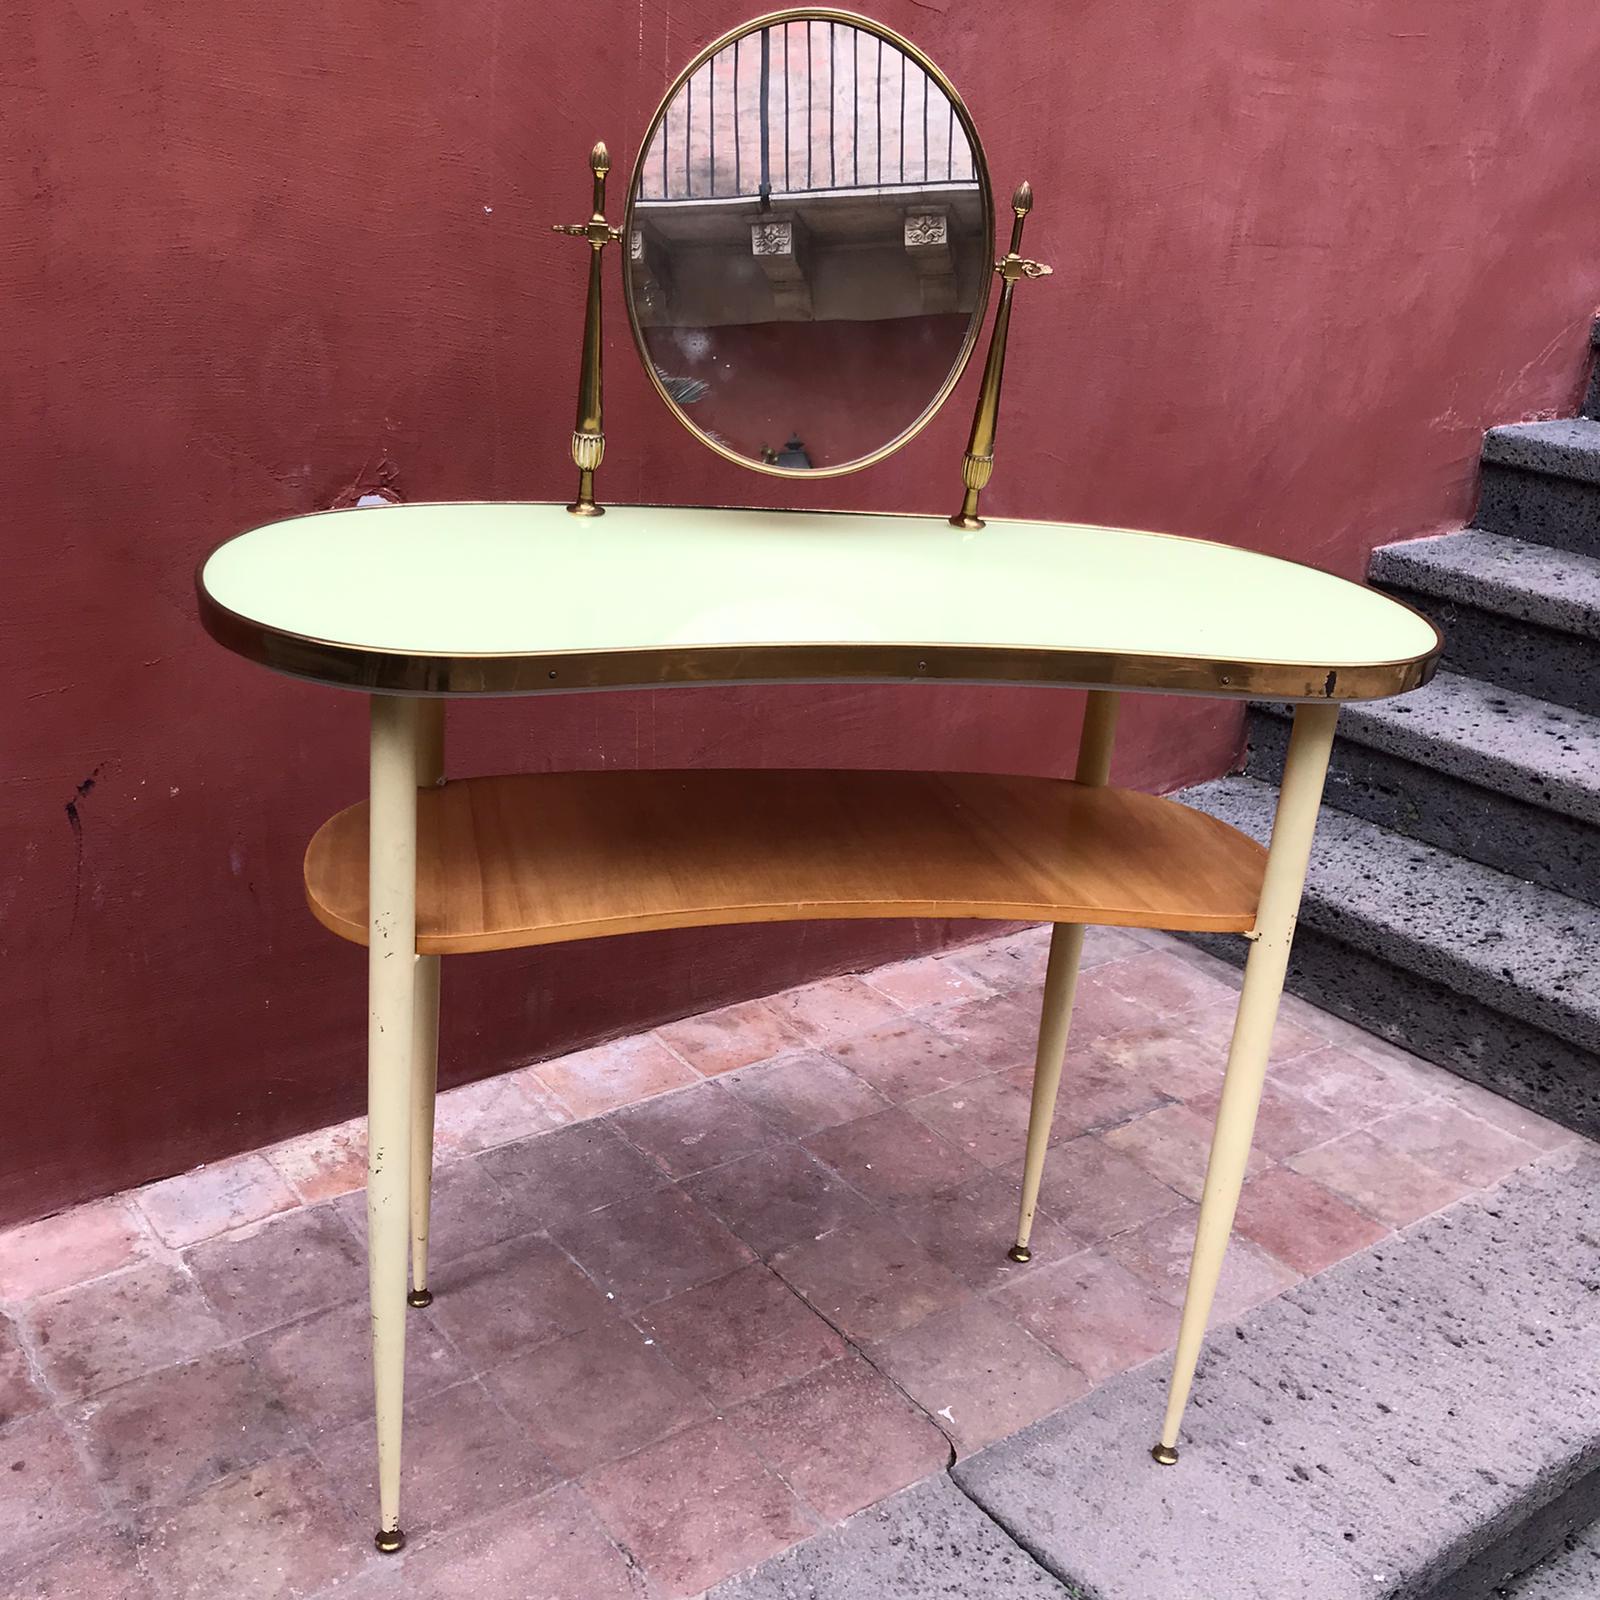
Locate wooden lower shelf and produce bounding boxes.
[303,770,1266,955]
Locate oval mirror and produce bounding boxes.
[624,10,994,477]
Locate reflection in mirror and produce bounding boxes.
[628,17,990,474]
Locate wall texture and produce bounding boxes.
[4,0,1598,1226]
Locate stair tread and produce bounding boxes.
[1483,417,1600,485]
[1372,528,1600,637]
[1258,670,1600,826]
[953,1150,1600,1600]
[1181,775,1600,1049]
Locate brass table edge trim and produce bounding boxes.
[197,570,1440,702]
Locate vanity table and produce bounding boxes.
[197,8,1441,1555]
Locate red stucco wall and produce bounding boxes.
[5,2,1598,1225]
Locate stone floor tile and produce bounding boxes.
[533,1034,698,1119]
[653,997,807,1077]
[609,1079,788,1178]
[923,992,1042,1076]
[1100,1101,1266,1204]
[27,1261,226,1401]
[1,1313,47,1426]
[904,1071,1040,1170]
[871,1296,1089,1455]
[483,1319,711,1476]
[1087,1019,1226,1102]
[0,1412,103,1562]
[722,1051,890,1137]
[185,1204,363,1340]
[1440,1075,1581,1152]
[863,954,993,1011]
[1187,1079,1347,1161]
[75,1345,299,1512]
[634,1263,847,1405]
[478,1119,664,1232]
[1232,1167,1390,1277]
[1288,1130,1472,1228]
[1023,1135,1186,1244]
[771,1212,968,1343]
[430,1068,572,1157]
[384,1483,648,1598]
[246,1296,466,1435]
[1046,974,1157,1045]
[264,1115,368,1205]
[583,1417,816,1599]
[1081,924,1158,968]
[317,1378,560,1538]
[685,1146,868,1258]
[728,1354,949,1524]
[1029,1055,1172,1137]
[997,1248,1177,1382]
[1368,1099,1538,1188]
[1158,934,1246,989]
[1105,1204,1300,1320]
[1,1530,153,1600]
[426,1232,611,1371]
[803,1107,985,1206]
[1313,1022,1453,1097]
[1270,1041,1432,1123]
[825,1016,979,1102]
[942,927,1053,991]
[765,975,908,1044]
[139,1452,366,1600]
[889,1169,1080,1290]
[551,1184,754,1312]
[336,1157,527,1264]
[1093,948,1238,1016]
[1184,996,1328,1070]
[135,1154,298,1249]
[0,1200,152,1303]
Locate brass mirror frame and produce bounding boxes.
[620,8,996,480]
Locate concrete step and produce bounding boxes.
[1477,420,1600,558]
[1176,775,1600,1135]
[954,1148,1600,1600]
[1583,316,1600,421]
[1246,673,1600,903]
[1504,1520,1600,1596]
[1371,529,1600,715]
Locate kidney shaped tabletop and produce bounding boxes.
[197,502,1440,701]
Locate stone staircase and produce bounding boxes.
[1180,319,1600,1146]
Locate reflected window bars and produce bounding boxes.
[637,20,975,202]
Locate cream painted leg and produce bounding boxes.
[408,701,444,1311]
[367,694,421,1553]
[1153,700,1338,1465]
[1010,691,1121,1261]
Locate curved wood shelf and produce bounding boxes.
[303,770,1266,955]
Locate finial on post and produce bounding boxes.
[552,141,622,516]
[949,179,1053,530]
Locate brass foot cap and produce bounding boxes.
[1150,1444,1179,1467]
[566,501,605,517]
[406,1289,433,1309]
[1006,1245,1033,1264]
[374,1528,406,1555]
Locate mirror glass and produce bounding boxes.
[625,14,992,476]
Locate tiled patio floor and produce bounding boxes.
[0,926,1579,1598]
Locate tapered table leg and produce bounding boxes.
[367,695,420,1552]
[1152,700,1338,1466]
[408,702,444,1310]
[1010,691,1121,1261]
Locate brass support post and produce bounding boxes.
[552,142,622,516]
[949,181,1053,530]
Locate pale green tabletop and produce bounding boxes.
[197,502,1441,700]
